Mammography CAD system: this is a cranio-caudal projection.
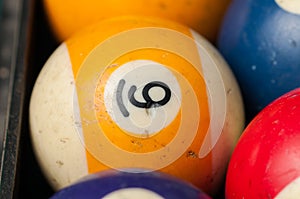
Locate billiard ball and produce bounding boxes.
[43,0,232,42]
[29,16,244,195]
[217,0,300,120]
[226,88,300,199]
[50,170,211,199]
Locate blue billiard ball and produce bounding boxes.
[218,0,300,120]
[50,170,211,199]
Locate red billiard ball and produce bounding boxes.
[226,88,300,199]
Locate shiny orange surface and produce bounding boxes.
[44,0,231,42]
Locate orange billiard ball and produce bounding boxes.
[29,16,244,196]
[43,0,232,42]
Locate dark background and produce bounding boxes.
[14,0,57,198]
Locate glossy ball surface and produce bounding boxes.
[50,170,211,199]
[226,88,300,199]
[218,0,300,119]
[44,0,231,42]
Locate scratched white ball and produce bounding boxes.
[29,16,244,196]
